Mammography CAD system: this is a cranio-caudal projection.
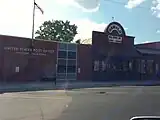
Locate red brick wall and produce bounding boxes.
[77,44,92,81]
[0,35,57,83]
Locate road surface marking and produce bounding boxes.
[0,95,66,100]
[69,90,131,94]
[12,90,66,94]
[104,92,130,94]
[0,91,70,100]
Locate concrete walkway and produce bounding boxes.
[0,80,160,93]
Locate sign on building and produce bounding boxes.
[104,22,126,44]
[4,47,54,56]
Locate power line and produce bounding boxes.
[104,0,151,10]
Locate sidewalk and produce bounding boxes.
[0,80,160,93]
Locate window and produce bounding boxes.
[67,66,76,73]
[146,60,153,74]
[102,61,106,71]
[140,60,145,73]
[56,73,66,79]
[122,61,129,71]
[59,43,67,50]
[68,52,76,59]
[57,65,66,73]
[58,59,66,66]
[67,73,76,79]
[137,59,141,73]
[58,51,67,59]
[94,61,99,71]
[129,61,132,70]
[57,44,77,79]
[67,44,77,51]
[67,60,76,66]
[156,64,159,73]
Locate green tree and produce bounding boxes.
[35,20,78,42]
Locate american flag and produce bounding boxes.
[34,2,44,14]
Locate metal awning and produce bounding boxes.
[116,46,140,57]
[137,48,160,55]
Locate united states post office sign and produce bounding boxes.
[4,47,54,56]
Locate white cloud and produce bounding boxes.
[157,30,160,33]
[124,0,160,18]
[124,27,128,30]
[142,40,155,43]
[71,18,108,40]
[125,0,146,9]
[0,0,102,40]
[0,0,45,38]
[134,41,138,44]
[142,41,150,43]
[72,19,129,40]
[55,0,100,12]
[151,0,160,18]
[134,41,152,44]
[0,0,127,42]
[0,0,107,41]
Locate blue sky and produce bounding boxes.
[1,0,160,44]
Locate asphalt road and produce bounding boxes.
[57,86,160,120]
[0,86,160,120]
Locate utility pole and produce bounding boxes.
[31,0,36,50]
[27,0,36,82]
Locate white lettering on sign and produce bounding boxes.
[108,35,122,43]
[108,24,123,35]
[107,23,124,44]
[4,47,54,56]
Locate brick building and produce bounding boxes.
[0,21,160,83]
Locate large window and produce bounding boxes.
[67,66,76,73]
[58,51,67,59]
[59,43,77,51]
[102,61,106,71]
[122,61,129,71]
[57,43,77,80]
[68,44,77,51]
[68,52,76,59]
[67,73,76,79]
[67,60,76,66]
[141,60,146,73]
[56,73,66,80]
[146,60,154,74]
[137,59,141,73]
[93,60,100,71]
[129,61,133,71]
[67,60,76,73]
[137,60,146,74]
[59,43,67,50]
[156,63,159,73]
[58,59,66,66]
[57,65,66,73]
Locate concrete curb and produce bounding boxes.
[0,81,160,93]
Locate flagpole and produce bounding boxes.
[31,0,36,49]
